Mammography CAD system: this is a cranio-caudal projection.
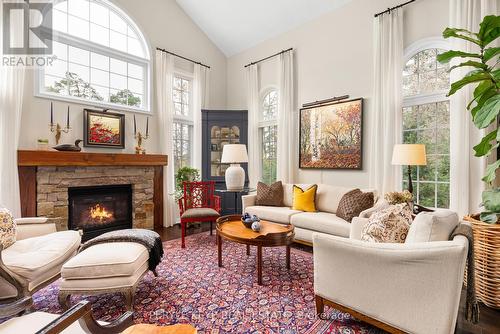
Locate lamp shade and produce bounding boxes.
[391,144,427,166]
[221,144,248,163]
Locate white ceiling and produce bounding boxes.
[176,0,352,57]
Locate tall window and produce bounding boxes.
[402,47,450,208]
[260,90,278,184]
[38,0,150,112]
[172,75,192,172]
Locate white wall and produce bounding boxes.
[19,0,227,154]
[226,0,449,187]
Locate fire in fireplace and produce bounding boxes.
[68,184,132,241]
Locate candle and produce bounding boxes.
[50,102,53,125]
[66,106,70,128]
[146,117,149,136]
[133,115,137,135]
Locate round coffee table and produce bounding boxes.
[216,215,295,285]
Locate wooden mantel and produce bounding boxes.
[17,150,168,230]
[18,150,168,167]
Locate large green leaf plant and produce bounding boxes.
[437,15,500,223]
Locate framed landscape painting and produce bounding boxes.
[299,98,363,169]
[84,109,125,148]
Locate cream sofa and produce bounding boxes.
[313,215,468,334]
[242,183,381,244]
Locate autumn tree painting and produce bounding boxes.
[300,99,363,169]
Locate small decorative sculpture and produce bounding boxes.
[242,212,260,229]
[53,139,82,152]
[134,115,149,154]
[49,102,71,145]
[251,220,261,232]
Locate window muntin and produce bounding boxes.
[402,48,450,208]
[38,0,150,112]
[259,89,278,184]
[173,77,190,117]
[172,75,193,173]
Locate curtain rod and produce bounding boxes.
[244,48,293,68]
[374,0,416,17]
[156,47,210,69]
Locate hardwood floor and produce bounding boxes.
[155,223,500,333]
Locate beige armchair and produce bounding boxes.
[313,217,468,334]
[0,217,81,307]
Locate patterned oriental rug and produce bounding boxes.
[31,232,381,333]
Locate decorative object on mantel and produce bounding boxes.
[49,102,71,145]
[83,109,125,149]
[53,139,82,152]
[437,15,500,308]
[134,115,149,154]
[37,139,49,151]
[299,98,363,169]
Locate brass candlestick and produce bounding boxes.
[134,115,149,154]
[134,132,149,154]
[49,103,71,145]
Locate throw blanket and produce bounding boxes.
[450,223,479,324]
[79,229,164,275]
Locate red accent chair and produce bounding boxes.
[178,181,221,248]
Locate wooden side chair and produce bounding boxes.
[178,181,221,248]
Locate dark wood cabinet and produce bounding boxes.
[202,110,248,215]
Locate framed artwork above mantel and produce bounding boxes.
[83,109,125,149]
[299,98,363,170]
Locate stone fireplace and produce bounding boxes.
[17,150,168,231]
[68,184,133,241]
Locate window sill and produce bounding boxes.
[34,91,151,114]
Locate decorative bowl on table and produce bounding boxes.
[241,213,260,229]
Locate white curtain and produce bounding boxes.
[192,64,210,171]
[246,64,260,188]
[449,0,498,217]
[156,50,176,227]
[277,50,295,184]
[368,8,403,195]
[0,5,25,217]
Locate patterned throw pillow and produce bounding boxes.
[361,203,412,243]
[0,208,16,249]
[255,181,284,206]
[292,185,318,212]
[336,189,374,223]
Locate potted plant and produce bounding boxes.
[437,14,500,308]
[173,166,200,201]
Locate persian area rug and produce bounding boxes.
[32,232,379,333]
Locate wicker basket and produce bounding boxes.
[464,215,500,309]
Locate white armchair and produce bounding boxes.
[0,217,81,309]
[313,217,468,334]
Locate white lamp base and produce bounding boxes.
[225,164,245,190]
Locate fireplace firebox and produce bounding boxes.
[68,184,132,241]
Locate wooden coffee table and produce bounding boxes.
[216,215,295,285]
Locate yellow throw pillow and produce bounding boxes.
[293,185,318,212]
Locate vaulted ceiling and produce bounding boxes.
[176,0,352,56]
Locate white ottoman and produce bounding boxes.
[59,242,149,310]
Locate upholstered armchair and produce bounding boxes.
[313,216,468,334]
[0,217,81,309]
[178,181,221,248]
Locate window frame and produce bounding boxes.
[259,87,279,184]
[35,0,152,114]
[402,37,451,209]
[172,71,194,172]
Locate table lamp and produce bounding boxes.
[221,144,248,190]
[391,144,427,194]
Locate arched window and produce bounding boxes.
[37,0,151,112]
[402,39,450,208]
[260,89,278,184]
